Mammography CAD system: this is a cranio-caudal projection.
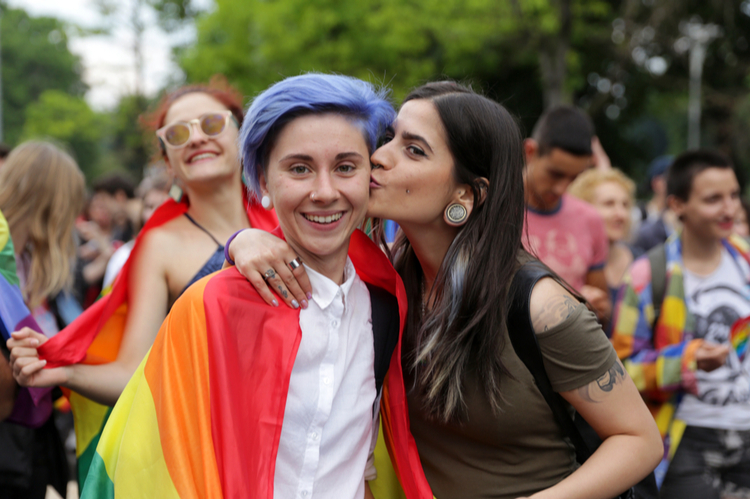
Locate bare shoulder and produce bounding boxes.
[528,277,581,334]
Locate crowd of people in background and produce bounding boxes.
[0,72,748,499]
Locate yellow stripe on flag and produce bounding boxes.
[96,352,180,498]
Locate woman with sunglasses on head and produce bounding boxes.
[226,82,663,498]
[7,77,277,487]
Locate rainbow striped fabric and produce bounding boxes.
[731,316,750,361]
[81,229,432,498]
[0,209,52,427]
[36,194,279,490]
[611,232,750,482]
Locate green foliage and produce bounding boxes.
[107,94,153,177]
[21,90,104,178]
[0,5,86,146]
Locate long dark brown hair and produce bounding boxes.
[377,82,526,422]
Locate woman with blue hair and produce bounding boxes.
[76,73,432,499]
[228,80,663,498]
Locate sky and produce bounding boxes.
[8,0,205,110]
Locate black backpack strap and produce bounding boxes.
[646,244,667,330]
[506,261,593,463]
[366,283,400,395]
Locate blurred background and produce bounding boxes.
[2,0,750,195]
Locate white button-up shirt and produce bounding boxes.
[273,258,379,499]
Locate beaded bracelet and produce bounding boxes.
[223,229,247,266]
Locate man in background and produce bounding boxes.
[523,105,611,320]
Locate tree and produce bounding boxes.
[0,5,86,146]
[21,90,104,178]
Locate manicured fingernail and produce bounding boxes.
[272,299,279,307]
[31,339,38,346]
[300,299,308,309]
[306,292,313,300]
[291,299,300,309]
[41,359,47,366]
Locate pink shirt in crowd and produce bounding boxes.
[523,194,608,291]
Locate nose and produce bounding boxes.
[311,170,339,205]
[186,122,208,148]
[370,143,393,170]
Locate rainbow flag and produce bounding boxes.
[0,209,53,427]
[731,316,750,361]
[81,229,432,499]
[36,193,279,490]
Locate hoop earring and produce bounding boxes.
[261,195,272,209]
[445,203,468,226]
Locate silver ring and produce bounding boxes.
[288,257,303,270]
[263,269,276,281]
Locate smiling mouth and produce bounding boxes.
[303,212,344,224]
[189,152,218,163]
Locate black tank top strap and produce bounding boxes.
[183,213,222,248]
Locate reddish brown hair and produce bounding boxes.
[141,75,245,158]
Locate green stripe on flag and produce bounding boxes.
[80,451,115,499]
[77,407,113,492]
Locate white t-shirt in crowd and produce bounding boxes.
[273,258,379,499]
[676,247,750,430]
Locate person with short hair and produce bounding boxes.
[227,82,662,498]
[79,73,422,499]
[522,105,611,321]
[612,150,750,497]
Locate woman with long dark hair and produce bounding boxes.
[225,81,662,498]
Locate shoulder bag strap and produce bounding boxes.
[646,244,667,330]
[506,262,593,463]
[366,283,400,395]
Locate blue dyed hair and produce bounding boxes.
[239,73,396,197]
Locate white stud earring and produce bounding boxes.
[261,195,272,209]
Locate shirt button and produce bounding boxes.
[323,377,331,385]
[311,432,318,440]
[331,320,339,328]
[301,491,309,498]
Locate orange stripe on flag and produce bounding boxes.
[144,277,222,498]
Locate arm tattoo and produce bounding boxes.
[531,294,579,333]
[277,285,288,299]
[577,361,626,403]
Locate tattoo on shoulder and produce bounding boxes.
[576,361,626,403]
[532,294,579,333]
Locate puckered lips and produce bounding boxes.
[187,149,220,164]
[370,174,382,189]
[301,210,347,232]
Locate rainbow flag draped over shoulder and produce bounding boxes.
[0,209,53,428]
[36,194,278,489]
[81,229,432,499]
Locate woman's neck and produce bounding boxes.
[289,240,349,286]
[400,222,459,298]
[182,175,250,236]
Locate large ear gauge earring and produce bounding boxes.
[445,203,468,226]
[261,195,272,209]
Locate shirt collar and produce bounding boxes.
[304,257,357,310]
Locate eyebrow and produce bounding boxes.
[402,131,434,154]
[278,152,364,163]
